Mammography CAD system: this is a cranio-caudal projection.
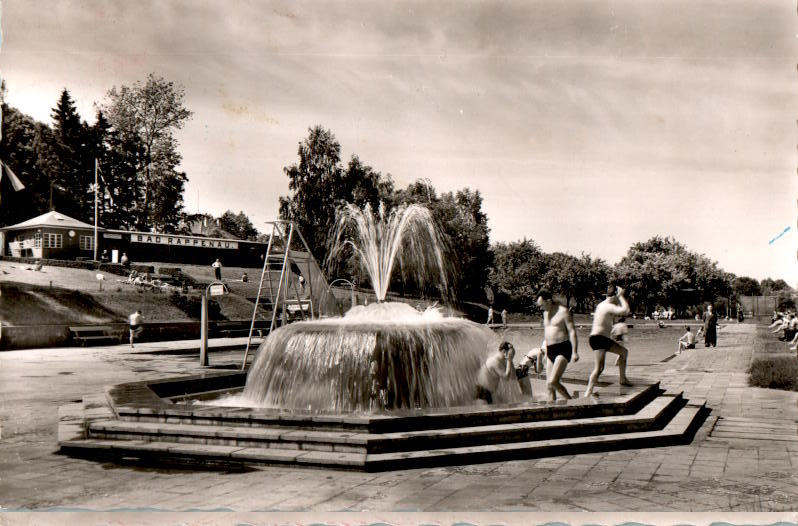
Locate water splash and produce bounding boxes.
[237,203,521,413]
[241,303,523,413]
[328,202,449,302]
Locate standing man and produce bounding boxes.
[475,341,516,404]
[501,308,508,328]
[703,303,718,348]
[212,258,222,281]
[585,285,633,398]
[536,288,579,401]
[129,309,143,348]
[486,306,494,325]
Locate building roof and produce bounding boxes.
[0,211,102,231]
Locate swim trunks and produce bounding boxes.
[546,340,572,362]
[474,385,493,404]
[589,334,616,351]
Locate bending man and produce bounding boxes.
[536,288,579,401]
[475,341,516,404]
[585,285,632,397]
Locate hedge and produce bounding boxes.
[748,355,798,391]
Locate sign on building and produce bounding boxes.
[131,233,238,250]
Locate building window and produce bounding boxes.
[44,233,62,249]
[79,235,94,251]
[34,233,42,248]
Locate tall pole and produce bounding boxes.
[93,158,98,261]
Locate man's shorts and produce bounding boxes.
[474,385,493,404]
[589,334,617,351]
[546,340,572,362]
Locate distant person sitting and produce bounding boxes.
[677,326,696,354]
[475,341,515,404]
[100,250,109,263]
[771,314,789,339]
[783,313,798,342]
[241,272,248,283]
[127,269,139,283]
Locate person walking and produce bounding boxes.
[702,303,718,348]
[486,306,494,325]
[474,341,516,404]
[536,288,579,401]
[585,285,633,398]
[129,309,143,348]
[212,258,222,281]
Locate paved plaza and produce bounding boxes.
[1,323,797,518]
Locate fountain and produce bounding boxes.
[240,202,521,412]
[58,202,708,471]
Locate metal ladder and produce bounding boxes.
[241,220,324,369]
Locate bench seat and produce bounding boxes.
[69,326,121,347]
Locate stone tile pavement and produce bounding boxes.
[1,325,797,517]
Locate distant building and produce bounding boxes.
[0,211,101,259]
[1,210,279,268]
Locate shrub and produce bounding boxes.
[748,356,798,391]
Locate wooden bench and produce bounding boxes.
[215,321,269,338]
[69,326,121,346]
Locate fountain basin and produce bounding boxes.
[58,371,708,470]
[241,303,524,412]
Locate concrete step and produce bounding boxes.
[60,402,707,471]
[116,382,663,434]
[87,393,684,453]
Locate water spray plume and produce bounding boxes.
[329,202,450,302]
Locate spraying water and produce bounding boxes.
[239,203,522,413]
[328,202,450,302]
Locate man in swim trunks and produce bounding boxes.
[585,285,632,397]
[475,341,516,404]
[129,309,143,348]
[536,288,579,401]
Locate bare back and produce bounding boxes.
[591,298,628,337]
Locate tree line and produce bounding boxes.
[1,75,192,232]
[278,125,794,314]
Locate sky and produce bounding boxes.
[1,0,796,285]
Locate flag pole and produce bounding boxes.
[93,158,98,261]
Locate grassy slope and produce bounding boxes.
[0,260,266,326]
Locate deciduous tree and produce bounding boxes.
[101,74,193,232]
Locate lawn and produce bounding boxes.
[0,259,267,326]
